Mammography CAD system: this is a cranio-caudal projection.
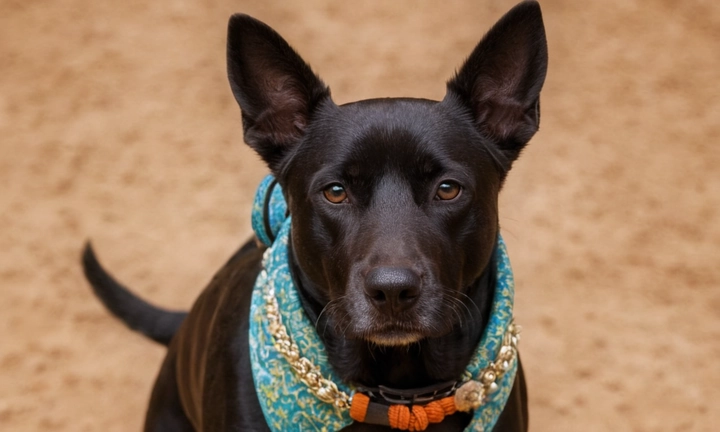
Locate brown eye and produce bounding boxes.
[436,181,461,200]
[323,184,348,204]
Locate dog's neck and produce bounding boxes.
[289,242,496,390]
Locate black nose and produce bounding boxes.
[364,267,421,315]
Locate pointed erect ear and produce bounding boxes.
[446,1,548,163]
[227,14,331,172]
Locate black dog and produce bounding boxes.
[83,2,547,430]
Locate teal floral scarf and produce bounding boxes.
[248,175,519,432]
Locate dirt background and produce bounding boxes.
[2,0,719,430]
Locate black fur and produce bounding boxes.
[84,2,547,430]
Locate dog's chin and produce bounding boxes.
[365,331,424,347]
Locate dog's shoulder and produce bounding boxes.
[172,240,268,430]
[182,239,264,335]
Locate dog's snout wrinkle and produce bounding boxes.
[364,267,421,315]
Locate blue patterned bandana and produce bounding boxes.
[249,175,519,432]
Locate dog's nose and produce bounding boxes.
[364,267,421,315]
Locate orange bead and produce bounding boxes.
[438,396,458,415]
[388,404,411,429]
[350,393,370,422]
[411,405,429,430]
[424,401,445,423]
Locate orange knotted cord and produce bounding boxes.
[349,394,458,431]
[388,404,411,429]
[409,404,429,430]
[424,397,457,422]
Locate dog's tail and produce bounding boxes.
[82,242,187,346]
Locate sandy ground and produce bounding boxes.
[2,0,719,430]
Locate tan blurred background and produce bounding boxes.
[2,0,719,430]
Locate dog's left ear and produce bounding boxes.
[446,1,548,163]
[227,14,331,172]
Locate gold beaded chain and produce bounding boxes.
[261,264,352,409]
[454,322,521,411]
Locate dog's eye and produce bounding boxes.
[323,184,348,204]
[435,181,461,200]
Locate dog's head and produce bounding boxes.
[228,2,547,348]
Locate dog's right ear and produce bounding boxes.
[227,14,330,172]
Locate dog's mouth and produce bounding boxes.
[363,325,425,347]
[336,315,457,347]
[350,313,453,347]
[321,301,437,347]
